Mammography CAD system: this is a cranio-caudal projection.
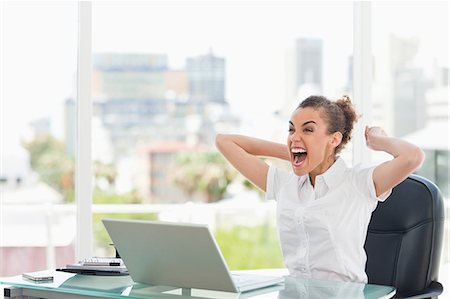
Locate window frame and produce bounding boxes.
[76,1,93,260]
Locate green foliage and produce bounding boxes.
[242,178,265,199]
[93,212,159,256]
[215,225,284,270]
[23,135,75,201]
[93,189,143,204]
[92,189,150,255]
[171,151,238,202]
[94,161,117,186]
[23,135,124,203]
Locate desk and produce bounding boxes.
[1,270,395,299]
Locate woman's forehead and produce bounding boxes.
[290,107,325,124]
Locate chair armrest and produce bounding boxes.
[394,281,443,299]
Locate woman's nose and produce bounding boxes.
[290,131,302,141]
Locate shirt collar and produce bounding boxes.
[316,157,348,190]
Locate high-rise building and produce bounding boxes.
[92,53,191,159]
[92,53,171,100]
[388,35,419,74]
[393,67,428,137]
[64,98,76,158]
[295,38,323,92]
[372,35,422,134]
[346,55,353,93]
[186,52,225,103]
[424,66,449,123]
[283,38,323,117]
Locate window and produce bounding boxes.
[0,2,78,275]
[90,2,353,267]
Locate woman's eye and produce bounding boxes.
[288,127,294,133]
[304,127,313,133]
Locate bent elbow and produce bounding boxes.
[410,147,425,171]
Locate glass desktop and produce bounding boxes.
[0,269,395,299]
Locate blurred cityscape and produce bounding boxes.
[2,36,449,205]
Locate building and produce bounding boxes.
[92,53,169,100]
[186,51,226,103]
[393,67,429,137]
[92,53,186,159]
[90,52,231,158]
[295,38,323,92]
[136,142,206,203]
[64,98,76,158]
[283,38,323,117]
[426,67,449,123]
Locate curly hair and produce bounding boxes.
[297,95,359,155]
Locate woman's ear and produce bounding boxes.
[330,132,343,148]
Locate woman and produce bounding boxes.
[215,95,424,283]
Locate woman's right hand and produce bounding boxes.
[365,126,388,152]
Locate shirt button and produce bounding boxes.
[297,247,306,259]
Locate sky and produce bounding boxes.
[1,1,448,154]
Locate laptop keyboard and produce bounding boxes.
[232,274,259,286]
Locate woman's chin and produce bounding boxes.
[291,163,308,176]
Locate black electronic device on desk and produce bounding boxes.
[57,257,129,276]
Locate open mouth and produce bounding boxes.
[291,147,307,166]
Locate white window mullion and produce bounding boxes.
[353,2,372,166]
[76,1,93,261]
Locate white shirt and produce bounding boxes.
[265,157,392,283]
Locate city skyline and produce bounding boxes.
[1,2,448,153]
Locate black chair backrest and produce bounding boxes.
[364,174,445,295]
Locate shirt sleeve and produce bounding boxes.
[353,165,392,203]
[265,165,292,201]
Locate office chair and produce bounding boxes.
[365,174,445,299]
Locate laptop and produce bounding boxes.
[102,218,284,293]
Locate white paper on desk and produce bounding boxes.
[1,270,76,288]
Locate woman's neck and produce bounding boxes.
[309,155,336,187]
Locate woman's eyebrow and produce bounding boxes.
[289,120,317,127]
[302,120,317,126]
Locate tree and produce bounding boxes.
[24,135,121,203]
[171,151,237,203]
[23,135,75,202]
[94,161,117,188]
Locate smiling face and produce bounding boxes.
[287,107,342,177]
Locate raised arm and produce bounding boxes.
[215,134,289,191]
[365,126,425,197]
